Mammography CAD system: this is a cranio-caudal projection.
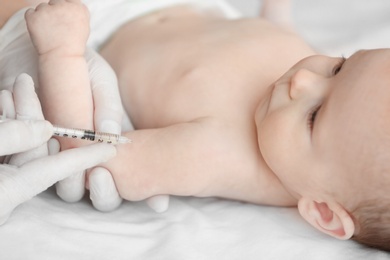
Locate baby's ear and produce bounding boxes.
[297,197,355,240]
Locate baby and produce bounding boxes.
[26,0,390,251]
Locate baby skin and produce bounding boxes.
[100,5,390,247]
[29,0,390,251]
[25,0,93,151]
[100,7,314,205]
[100,6,354,232]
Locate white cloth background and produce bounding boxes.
[1,1,390,259]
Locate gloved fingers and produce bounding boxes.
[51,139,83,203]
[47,138,60,155]
[50,136,84,203]
[0,143,116,215]
[0,164,19,219]
[0,120,52,156]
[88,167,122,211]
[0,89,14,163]
[52,142,116,203]
[146,195,170,213]
[55,171,86,203]
[85,49,123,134]
[0,89,15,120]
[92,83,123,134]
[7,74,49,166]
[121,110,135,132]
[13,73,44,121]
[9,144,48,167]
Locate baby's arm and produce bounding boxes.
[25,0,93,150]
[101,118,295,206]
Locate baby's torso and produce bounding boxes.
[101,7,314,129]
[100,7,314,204]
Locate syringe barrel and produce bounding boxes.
[53,125,129,144]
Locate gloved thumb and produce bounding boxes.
[88,167,122,212]
[146,195,170,213]
[0,143,116,224]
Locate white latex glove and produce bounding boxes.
[91,49,171,212]
[0,74,116,224]
[88,49,170,213]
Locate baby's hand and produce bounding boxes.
[25,0,90,57]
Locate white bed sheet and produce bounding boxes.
[1,0,390,259]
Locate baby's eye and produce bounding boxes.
[333,57,346,75]
[308,106,321,131]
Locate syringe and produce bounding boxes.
[53,125,131,144]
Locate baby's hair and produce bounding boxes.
[349,99,390,252]
[352,199,390,251]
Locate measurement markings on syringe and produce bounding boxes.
[52,125,131,144]
[54,127,95,140]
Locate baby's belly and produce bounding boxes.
[100,8,231,127]
[100,6,313,128]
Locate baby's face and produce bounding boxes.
[255,49,390,203]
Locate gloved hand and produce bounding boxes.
[47,48,123,211]
[89,49,170,213]
[0,74,116,225]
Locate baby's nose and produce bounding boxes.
[289,69,324,100]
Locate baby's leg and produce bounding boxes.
[260,0,293,31]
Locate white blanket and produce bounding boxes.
[1,1,390,259]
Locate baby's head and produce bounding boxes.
[255,49,390,251]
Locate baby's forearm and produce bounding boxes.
[24,0,93,150]
[38,53,93,149]
[100,118,296,206]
